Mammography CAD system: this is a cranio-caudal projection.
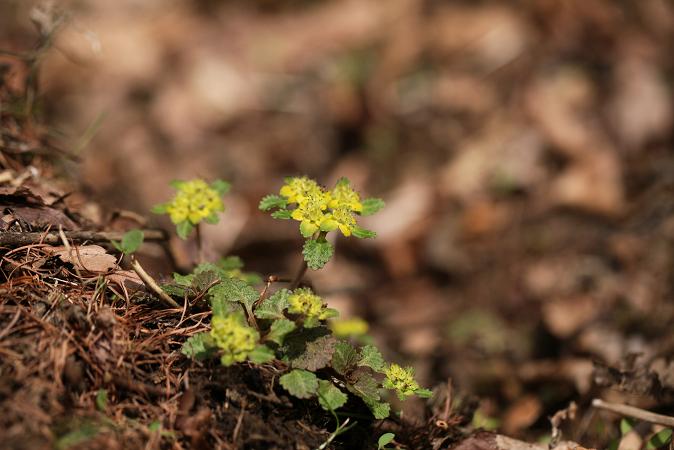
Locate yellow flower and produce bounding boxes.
[288,287,324,318]
[383,364,420,400]
[329,178,363,212]
[330,317,369,337]
[210,314,259,366]
[165,179,224,225]
[331,206,357,237]
[289,190,337,237]
[280,177,324,205]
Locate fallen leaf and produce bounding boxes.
[50,245,118,273]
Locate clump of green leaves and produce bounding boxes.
[179,176,429,420]
[152,179,230,239]
[259,176,384,269]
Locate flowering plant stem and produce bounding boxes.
[290,231,326,289]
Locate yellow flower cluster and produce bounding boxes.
[382,364,420,400]
[279,177,363,237]
[288,288,333,320]
[210,314,259,366]
[166,179,224,225]
[330,317,369,337]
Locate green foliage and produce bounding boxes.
[332,341,359,375]
[361,198,385,216]
[647,428,672,449]
[259,194,287,211]
[284,328,336,371]
[181,332,215,360]
[317,380,348,411]
[111,229,144,254]
[303,238,334,270]
[279,369,318,399]
[255,289,290,320]
[95,389,108,412]
[209,277,258,311]
[358,345,385,372]
[351,226,376,239]
[266,319,296,345]
[377,432,395,449]
[248,345,276,364]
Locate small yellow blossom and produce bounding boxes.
[330,317,369,337]
[328,178,363,212]
[331,206,357,237]
[383,364,420,400]
[165,179,224,225]
[288,287,324,318]
[210,314,259,366]
[280,177,324,205]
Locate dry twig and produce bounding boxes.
[592,398,674,428]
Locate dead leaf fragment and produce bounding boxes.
[50,245,118,273]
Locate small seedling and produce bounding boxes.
[110,229,144,255]
[378,432,396,449]
[173,176,430,424]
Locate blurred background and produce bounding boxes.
[2,0,673,444]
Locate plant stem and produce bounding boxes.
[130,256,180,309]
[195,222,204,264]
[289,260,307,290]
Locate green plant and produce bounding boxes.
[110,229,144,255]
[178,176,430,421]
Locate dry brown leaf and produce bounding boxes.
[50,245,118,273]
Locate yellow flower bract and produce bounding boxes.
[210,314,258,366]
[383,363,420,400]
[288,287,325,319]
[279,177,362,237]
[166,179,224,225]
[330,317,369,337]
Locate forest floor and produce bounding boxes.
[1,1,674,449]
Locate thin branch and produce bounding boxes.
[592,398,674,428]
[0,229,166,247]
[130,256,180,309]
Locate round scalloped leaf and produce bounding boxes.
[317,380,348,412]
[279,369,318,399]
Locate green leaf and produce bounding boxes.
[255,289,290,320]
[176,221,194,239]
[647,429,672,450]
[193,270,220,291]
[302,238,334,270]
[204,213,220,224]
[361,198,385,216]
[320,308,339,320]
[332,341,359,375]
[173,272,194,286]
[169,180,185,189]
[284,327,336,371]
[367,400,391,420]
[181,333,215,360]
[121,229,144,254]
[620,418,636,436]
[378,432,395,449]
[266,319,296,345]
[209,278,259,310]
[151,203,168,214]
[259,194,288,211]
[248,345,276,364]
[352,226,376,239]
[279,369,318,399]
[414,388,433,398]
[346,370,380,405]
[95,389,108,412]
[358,345,385,372]
[162,283,187,297]
[211,296,242,318]
[271,209,292,219]
[211,179,231,195]
[317,380,348,412]
[218,256,244,271]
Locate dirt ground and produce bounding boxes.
[1,0,673,449]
